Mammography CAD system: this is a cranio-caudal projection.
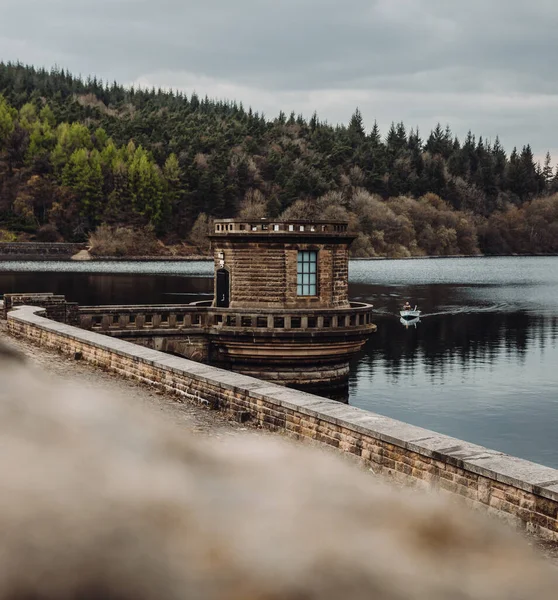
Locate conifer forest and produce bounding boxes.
[1,62,557,256]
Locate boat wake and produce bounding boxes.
[420,302,511,318]
[371,302,511,319]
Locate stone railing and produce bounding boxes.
[206,302,374,331]
[212,219,349,235]
[8,304,558,542]
[78,305,208,332]
[78,302,375,334]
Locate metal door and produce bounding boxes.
[215,268,230,307]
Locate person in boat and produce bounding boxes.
[403,302,412,311]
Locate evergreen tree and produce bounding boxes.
[425,123,445,156]
[348,108,365,140]
[61,147,103,223]
[0,94,15,147]
[1,62,557,257]
[542,152,554,188]
[518,145,538,199]
[505,147,523,202]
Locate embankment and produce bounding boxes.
[0,242,212,261]
[7,304,558,541]
[0,242,86,260]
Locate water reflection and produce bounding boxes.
[352,311,558,384]
[0,271,214,306]
[1,257,558,466]
[400,316,420,329]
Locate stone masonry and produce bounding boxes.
[210,219,354,309]
[0,242,85,257]
[8,304,558,542]
[2,294,79,324]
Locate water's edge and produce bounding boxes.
[1,252,558,263]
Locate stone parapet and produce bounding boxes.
[2,294,79,324]
[77,302,376,335]
[8,304,558,541]
[77,302,375,389]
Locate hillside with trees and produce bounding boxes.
[1,62,557,257]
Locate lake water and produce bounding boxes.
[1,257,557,468]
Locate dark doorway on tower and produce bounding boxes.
[215,268,230,307]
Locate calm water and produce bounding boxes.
[1,257,557,468]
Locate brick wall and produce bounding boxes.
[220,243,288,307]
[331,246,350,307]
[8,304,558,541]
[216,241,351,309]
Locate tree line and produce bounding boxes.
[0,61,557,256]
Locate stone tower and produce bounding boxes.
[208,219,376,396]
[210,219,355,309]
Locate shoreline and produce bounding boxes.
[0,254,213,263]
[1,252,558,263]
[352,253,558,260]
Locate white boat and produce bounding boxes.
[400,316,420,328]
[400,305,421,320]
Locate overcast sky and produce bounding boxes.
[1,0,557,163]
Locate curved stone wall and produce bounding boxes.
[8,304,558,541]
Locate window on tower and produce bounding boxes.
[297,251,317,296]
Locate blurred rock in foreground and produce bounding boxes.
[0,339,555,600]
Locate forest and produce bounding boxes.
[1,61,557,257]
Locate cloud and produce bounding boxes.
[1,0,557,159]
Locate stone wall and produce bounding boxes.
[220,243,288,308]
[331,246,350,307]
[216,241,351,309]
[117,332,210,363]
[8,304,558,541]
[2,294,78,324]
[0,242,85,258]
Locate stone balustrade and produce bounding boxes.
[212,219,349,235]
[78,301,375,335]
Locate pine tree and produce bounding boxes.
[425,123,445,156]
[348,108,365,139]
[162,152,182,227]
[542,152,553,189]
[368,120,381,147]
[491,137,507,178]
[505,147,523,202]
[26,118,55,170]
[518,145,538,199]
